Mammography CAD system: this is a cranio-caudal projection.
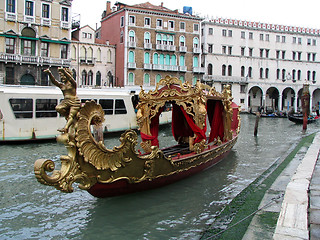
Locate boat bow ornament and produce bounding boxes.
[34,73,240,197]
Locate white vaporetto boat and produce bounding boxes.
[0,85,171,143]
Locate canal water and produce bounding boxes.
[0,114,319,240]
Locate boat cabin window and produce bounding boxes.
[115,99,127,114]
[36,99,58,118]
[99,99,114,115]
[9,98,33,118]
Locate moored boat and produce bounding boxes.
[34,75,241,197]
[288,114,319,124]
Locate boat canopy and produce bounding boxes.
[136,76,239,153]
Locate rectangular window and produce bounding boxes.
[180,22,185,31]
[60,44,68,59]
[21,40,35,56]
[249,32,253,39]
[240,85,246,93]
[222,29,227,36]
[168,20,174,30]
[298,52,301,60]
[5,38,15,54]
[293,37,296,44]
[61,7,68,22]
[42,3,50,18]
[241,31,245,39]
[282,36,286,43]
[115,99,127,114]
[298,38,302,44]
[228,30,232,37]
[276,50,280,59]
[276,35,280,42]
[129,15,135,25]
[208,28,213,35]
[36,99,58,118]
[313,53,316,61]
[99,99,114,115]
[241,47,245,56]
[292,51,296,60]
[313,39,316,46]
[40,42,49,57]
[266,34,269,41]
[282,51,286,59]
[157,19,163,28]
[120,16,124,27]
[25,1,34,16]
[144,17,150,27]
[208,44,213,53]
[194,24,199,32]
[5,67,14,84]
[260,49,263,58]
[260,34,264,41]
[222,46,226,54]
[7,0,16,13]
[228,46,232,55]
[249,48,253,56]
[265,49,269,58]
[9,98,33,119]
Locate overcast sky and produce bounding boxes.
[72,0,320,30]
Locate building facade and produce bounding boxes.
[99,1,204,88]
[0,0,73,85]
[70,25,116,88]
[201,18,320,112]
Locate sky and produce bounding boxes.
[72,0,320,30]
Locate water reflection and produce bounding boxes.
[0,114,319,239]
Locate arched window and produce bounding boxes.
[128,72,134,85]
[265,68,269,78]
[222,64,226,76]
[179,75,185,83]
[171,55,176,65]
[71,45,76,60]
[128,51,134,63]
[260,68,264,78]
[96,71,101,86]
[129,30,135,42]
[208,63,213,75]
[192,77,197,85]
[107,49,112,62]
[159,54,164,65]
[292,69,296,80]
[87,47,93,61]
[312,71,316,81]
[80,46,86,61]
[168,35,174,45]
[97,48,101,62]
[144,52,150,64]
[298,70,301,80]
[20,74,35,85]
[144,32,150,43]
[179,36,185,46]
[156,34,162,44]
[144,73,150,85]
[162,35,167,45]
[193,37,199,48]
[241,66,245,77]
[282,69,286,80]
[165,54,170,65]
[88,70,93,85]
[307,70,311,81]
[21,27,36,56]
[153,53,159,64]
[179,55,185,66]
[156,74,161,83]
[248,67,252,78]
[193,56,199,67]
[228,65,232,76]
[82,70,87,86]
[276,69,280,79]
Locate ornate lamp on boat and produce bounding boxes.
[34,75,241,198]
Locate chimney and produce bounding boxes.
[106,1,111,15]
[161,2,163,7]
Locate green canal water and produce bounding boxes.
[0,114,319,239]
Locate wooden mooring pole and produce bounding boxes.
[301,83,310,131]
[254,112,261,136]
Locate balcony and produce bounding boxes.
[153,64,165,71]
[168,45,176,51]
[128,62,136,69]
[128,41,136,48]
[156,44,164,51]
[144,63,152,70]
[24,15,35,23]
[80,58,95,65]
[193,67,205,73]
[193,47,201,54]
[61,21,70,29]
[0,53,70,67]
[144,43,152,49]
[41,18,51,26]
[203,75,249,83]
[5,12,16,22]
[179,66,187,72]
[179,46,187,52]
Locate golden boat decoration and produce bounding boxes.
[34,72,240,198]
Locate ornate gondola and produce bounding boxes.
[288,114,319,124]
[34,74,240,198]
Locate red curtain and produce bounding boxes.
[208,100,224,143]
[172,104,206,144]
[140,107,163,147]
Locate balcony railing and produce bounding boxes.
[128,41,136,48]
[179,66,187,72]
[0,53,70,66]
[144,42,152,49]
[203,75,249,83]
[144,63,152,70]
[153,64,165,70]
[193,67,205,73]
[80,57,95,65]
[193,47,201,54]
[128,62,136,69]
[179,46,187,52]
